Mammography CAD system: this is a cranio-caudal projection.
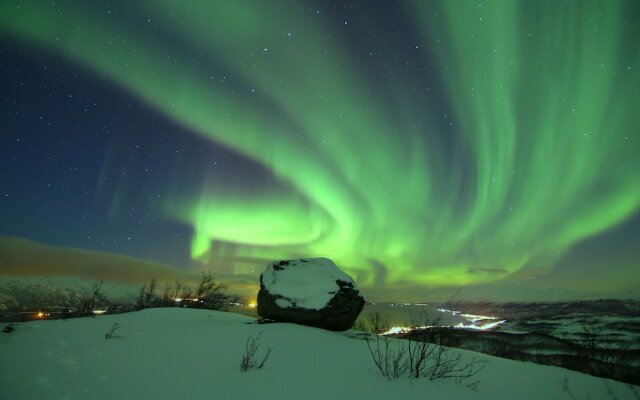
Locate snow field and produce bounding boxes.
[0,308,637,400]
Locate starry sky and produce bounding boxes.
[1,0,639,302]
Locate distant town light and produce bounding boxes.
[172,297,198,302]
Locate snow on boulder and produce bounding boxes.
[257,257,365,331]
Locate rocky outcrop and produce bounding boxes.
[257,258,365,331]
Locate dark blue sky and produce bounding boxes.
[1,1,639,301]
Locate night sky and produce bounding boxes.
[1,1,639,302]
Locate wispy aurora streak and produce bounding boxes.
[2,1,638,289]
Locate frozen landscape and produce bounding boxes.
[1,1,639,399]
[1,308,639,400]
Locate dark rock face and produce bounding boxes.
[257,258,365,331]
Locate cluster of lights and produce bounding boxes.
[379,307,506,336]
[171,297,201,303]
[453,320,506,331]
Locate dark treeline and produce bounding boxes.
[0,272,240,322]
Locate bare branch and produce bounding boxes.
[240,332,273,372]
[105,322,121,340]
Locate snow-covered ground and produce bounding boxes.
[1,308,637,400]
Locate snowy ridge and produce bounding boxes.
[0,309,638,400]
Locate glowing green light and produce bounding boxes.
[2,1,638,291]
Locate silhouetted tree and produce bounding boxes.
[135,278,158,310]
[75,280,106,316]
[194,271,239,310]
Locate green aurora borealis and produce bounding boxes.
[1,1,639,299]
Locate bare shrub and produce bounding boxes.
[240,332,273,372]
[425,342,486,389]
[406,332,434,378]
[366,332,485,388]
[366,335,408,379]
[194,271,239,311]
[366,311,390,334]
[180,285,194,301]
[74,280,106,316]
[135,278,158,310]
[105,322,121,339]
[366,309,485,389]
[131,273,238,311]
[158,279,187,306]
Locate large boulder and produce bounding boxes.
[257,257,365,331]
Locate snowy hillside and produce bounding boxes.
[0,309,637,400]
